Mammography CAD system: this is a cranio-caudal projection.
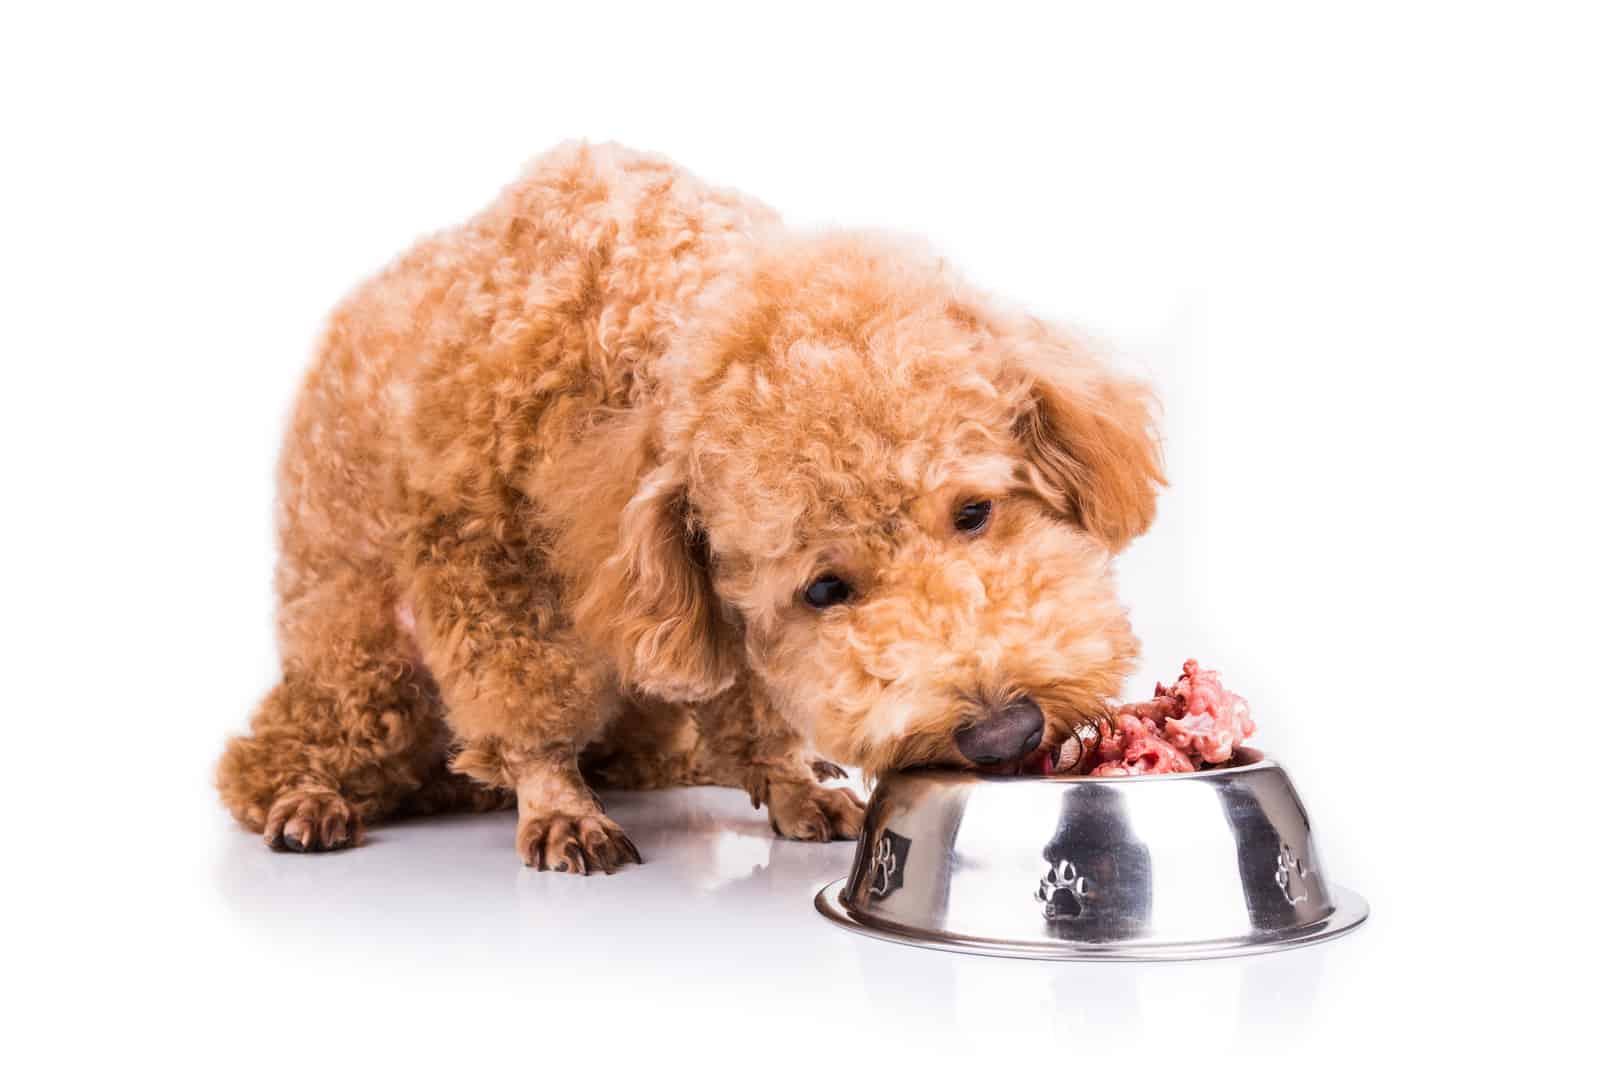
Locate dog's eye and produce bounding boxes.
[802,573,853,609]
[954,499,993,534]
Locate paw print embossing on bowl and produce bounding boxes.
[817,750,1368,960]
[1036,859,1090,920]
[868,829,911,898]
[1275,842,1311,905]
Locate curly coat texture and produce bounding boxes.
[216,142,1165,870]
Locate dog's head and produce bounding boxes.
[565,233,1163,778]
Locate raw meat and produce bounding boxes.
[1058,659,1256,777]
[1087,710,1196,777]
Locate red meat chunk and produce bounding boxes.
[1157,659,1256,765]
[1058,659,1256,777]
[1087,710,1196,777]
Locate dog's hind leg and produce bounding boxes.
[396,767,515,818]
[581,684,864,841]
[217,568,449,851]
[580,697,706,790]
[687,680,867,842]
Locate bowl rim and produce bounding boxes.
[815,878,1369,962]
[884,746,1277,787]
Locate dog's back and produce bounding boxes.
[281,142,776,579]
[220,144,781,847]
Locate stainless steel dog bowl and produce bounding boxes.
[816,750,1367,960]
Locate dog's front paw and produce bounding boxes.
[263,786,361,852]
[810,758,848,782]
[766,781,865,842]
[517,806,641,874]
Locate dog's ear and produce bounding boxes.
[1010,321,1166,552]
[561,418,740,704]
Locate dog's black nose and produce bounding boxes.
[954,696,1045,766]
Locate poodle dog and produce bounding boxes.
[217,142,1164,872]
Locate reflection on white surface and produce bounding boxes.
[844,909,1327,1056]
[209,781,1347,1060]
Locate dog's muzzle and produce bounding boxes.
[954,696,1044,766]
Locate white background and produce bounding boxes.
[3,2,1594,1064]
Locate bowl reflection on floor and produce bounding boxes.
[815,749,1367,961]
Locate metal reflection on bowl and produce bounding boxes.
[815,749,1368,960]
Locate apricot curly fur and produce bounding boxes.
[216,142,1164,868]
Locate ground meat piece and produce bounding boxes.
[1088,710,1195,777]
[1061,659,1256,777]
[1158,659,1255,765]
